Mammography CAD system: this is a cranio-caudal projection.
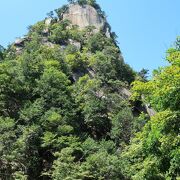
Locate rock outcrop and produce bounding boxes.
[14,36,29,55]
[63,4,105,31]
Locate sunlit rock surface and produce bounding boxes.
[63,4,105,30]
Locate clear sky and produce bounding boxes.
[0,0,180,75]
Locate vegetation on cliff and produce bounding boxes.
[0,0,179,179]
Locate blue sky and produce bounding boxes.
[0,0,180,75]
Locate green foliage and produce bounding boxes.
[75,0,105,17]
[28,21,46,35]
[46,11,54,18]
[77,0,97,7]
[68,0,75,4]
[73,75,133,142]
[65,48,89,72]
[121,111,180,179]
[121,38,180,179]
[13,171,28,180]
[79,151,124,179]
[51,139,124,180]
[2,1,179,179]
[111,108,133,145]
[86,33,112,53]
[89,48,135,84]
[137,68,149,82]
[131,45,180,112]
[55,5,69,19]
[49,20,70,44]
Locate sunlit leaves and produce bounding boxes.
[123,39,180,179]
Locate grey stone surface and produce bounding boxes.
[69,39,81,50]
[63,4,105,30]
[45,18,52,26]
[105,27,111,38]
[120,88,156,117]
[14,37,27,46]
[43,42,55,48]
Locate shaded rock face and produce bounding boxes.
[63,4,105,30]
[14,37,27,47]
[14,36,29,55]
[69,39,81,50]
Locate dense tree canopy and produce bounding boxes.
[0,1,179,179]
[121,38,180,179]
[0,1,136,179]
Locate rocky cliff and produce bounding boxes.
[63,4,105,30]
[0,1,159,179]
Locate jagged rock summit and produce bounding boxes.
[0,1,161,179]
[13,1,112,52]
[63,4,105,30]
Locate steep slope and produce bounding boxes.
[0,1,147,179]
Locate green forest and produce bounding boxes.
[0,0,179,179]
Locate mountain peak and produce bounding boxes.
[63,4,105,31]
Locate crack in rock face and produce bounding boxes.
[63,4,105,30]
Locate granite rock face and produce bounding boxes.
[45,18,52,26]
[63,4,105,30]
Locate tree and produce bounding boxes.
[137,68,149,82]
[55,5,68,19]
[77,0,88,6]
[46,11,54,18]
[87,0,96,6]
[0,1,145,179]
[121,38,180,179]
[68,0,75,4]
[49,21,70,44]
[132,46,180,112]
[52,139,125,180]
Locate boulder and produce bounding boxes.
[69,39,81,50]
[63,4,105,30]
[14,37,27,46]
[45,18,52,26]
